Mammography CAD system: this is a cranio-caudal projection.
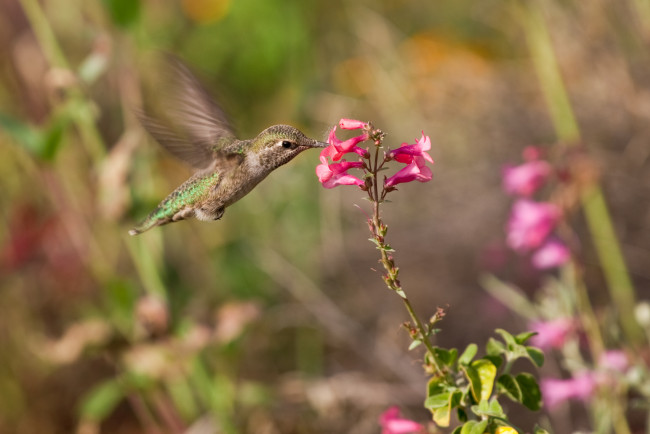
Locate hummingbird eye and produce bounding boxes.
[280,140,295,149]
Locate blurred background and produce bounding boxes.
[1,0,649,432]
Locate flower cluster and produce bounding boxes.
[503,147,569,269]
[315,118,434,191]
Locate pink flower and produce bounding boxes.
[327,127,369,161]
[385,158,432,187]
[522,146,545,161]
[529,318,574,350]
[385,133,434,187]
[506,200,561,252]
[531,239,570,269]
[599,350,629,373]
[379,407,424,434]
[541,373,597,409]
[388,133,434,165]
[502,160,551,197]
[339,118,369,130]
[316,152,364,189]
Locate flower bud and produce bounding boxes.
[339,118,369,130]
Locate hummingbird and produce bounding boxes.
[129,59,327,236]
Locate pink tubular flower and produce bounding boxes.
[388,132,434,165]
[339,118,369,130]
[531,239,571,269]
[385,133,434,187]
[379,407,424,434]
[316,154,364,189]
[327,127,369,161]
[529,318,574,350]
[506,200,561,252]
[502,160,551,197]
[541,373,596,409]
[385,158,432,187]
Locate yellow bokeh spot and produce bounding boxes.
[181,0,231,24]
[494,427,518,434]
[401,33,491,78]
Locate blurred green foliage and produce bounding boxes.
[1,0,649,432]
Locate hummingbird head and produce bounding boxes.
[253,124,328,170]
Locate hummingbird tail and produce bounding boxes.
[128,216,162,236]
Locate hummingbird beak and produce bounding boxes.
[315,141,329,148]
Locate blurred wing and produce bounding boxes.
[166,56,236,146]
[136,112,217,169]
[137,57,237,170]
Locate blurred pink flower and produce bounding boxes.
[522,145,545,161]
[529,318,574,350]
[506,200,561,252]
[379,407,424,434]
[385,133,434,187]
[327,127,369,161]
[531,239,570,269]
[599,350,629,373]
[502,160,551,197]
[339,118,369,130]
[316,154,364,189]
[541,373,596,409]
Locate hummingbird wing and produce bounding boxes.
[138,57,238,170]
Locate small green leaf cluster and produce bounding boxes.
[423,329,545,433]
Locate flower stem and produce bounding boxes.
[366,143,441,374]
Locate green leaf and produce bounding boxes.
[483,354,503,370]
[495,329,517,350]
[486,337,506,357]
[516,373,542,411]
[427,377,445,397]
[79,379,124,421]
[515,331,537,345]
[424,392,450,410]
[408,339,423,351]
[470,398,489,416]
[463,365,480,403]
[433,390,463,428]
[433,347,458,367]
[497,374,522,402]
[488,398,506,418]
[473,359,497,402]
[470,397,505,418]
[452,427,463,434]
[0,112,43,154]
[463,359,497,403]
[460,420,488,434]
[525,346,545,368]
[433,403,452,427]
[457,407,468,423]
[427,389,462,427]
[459,343,478,366]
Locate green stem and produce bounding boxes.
[368,144,441,374]
[520,1,643,347]
[19,0,106,162]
